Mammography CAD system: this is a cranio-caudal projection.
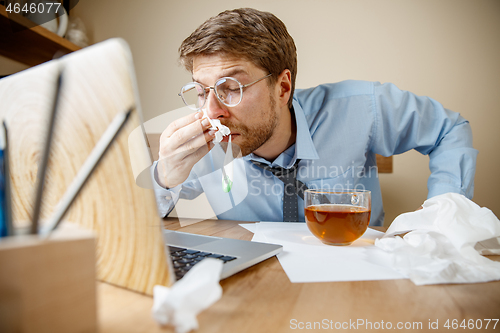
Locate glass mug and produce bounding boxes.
[304,189,371,246]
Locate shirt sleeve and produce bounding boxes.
[370,82,478,199]
[151,161,205,217]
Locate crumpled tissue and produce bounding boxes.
[202,107,231,143]
[375,193,500,285]
[152,258,223,333]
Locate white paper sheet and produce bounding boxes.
[240,222,405,283]
[239,223,257,234]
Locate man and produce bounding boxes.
[153,8,477,226]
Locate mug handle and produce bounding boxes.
[56,5,68,37]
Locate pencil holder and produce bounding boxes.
[0,229,96,333]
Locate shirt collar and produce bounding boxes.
[246,98,319,168]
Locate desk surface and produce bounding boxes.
[99,219,500,332]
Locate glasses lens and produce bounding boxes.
[215,77,242,106]
[181,83,205,110]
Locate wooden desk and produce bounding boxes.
[99,219,500,332]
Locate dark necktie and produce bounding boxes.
[252,159,307,222]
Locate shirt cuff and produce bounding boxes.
[427,185,468,200]
[151,161,182,217]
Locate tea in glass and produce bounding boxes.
[304,190,371,246]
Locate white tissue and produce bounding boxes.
[211,119,231,143]
[201,108,231,143]
[375,193,500,285]
[152,258,223,333]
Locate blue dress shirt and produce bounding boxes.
[153,80,477,226]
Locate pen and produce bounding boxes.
[0,121,8,237]
[31,70,63,235]
[40,107,134,236]
[1,121,13,237]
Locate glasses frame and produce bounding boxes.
[179,73,272,110]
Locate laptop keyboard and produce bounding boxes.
[168,246,237,280]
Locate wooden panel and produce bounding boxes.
[376,154,393,173]
[147,134,393,173]
[148,133,161,161]
[0,5,81,66]
[0,40,172,295]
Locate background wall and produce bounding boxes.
[2,0,499,225]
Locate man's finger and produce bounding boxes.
[160,118,211,156]
[181,139,216,168]
[162,111,203,138]
[177,129,216,154]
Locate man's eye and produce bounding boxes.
[223,83,239,90]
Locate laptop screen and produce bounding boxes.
[0,38,174,294]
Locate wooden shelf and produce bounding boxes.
[0,4,81,66]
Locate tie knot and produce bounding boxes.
[251,160,301,179]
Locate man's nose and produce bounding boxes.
[205,90,230,119]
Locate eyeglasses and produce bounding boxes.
[179,73,272,110]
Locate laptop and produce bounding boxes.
[0,38,281,288]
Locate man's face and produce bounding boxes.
[192,54,279,156]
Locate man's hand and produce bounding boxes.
[157,111,216,188]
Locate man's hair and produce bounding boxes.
[179,8,297,109]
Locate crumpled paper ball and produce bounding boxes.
[152,258,223,333]
[375,193,500,285]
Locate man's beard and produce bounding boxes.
[221,95,278,156]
